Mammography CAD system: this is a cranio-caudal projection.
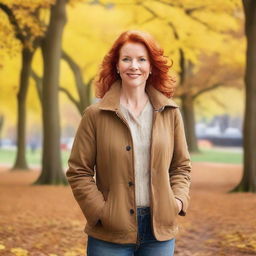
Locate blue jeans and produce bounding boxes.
[87,207,175,256]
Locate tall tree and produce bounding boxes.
[233,0,256,192]
[34,0,68,185]
[0,3,44,169]
[1,0,98,184]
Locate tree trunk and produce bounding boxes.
[34,0,68,185]
[86,79,93,107]
[0,115,4,147]
[12,48,34,170]
[180,94,199,153]
[233,0,256,192]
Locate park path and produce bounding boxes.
[0,163,256,256]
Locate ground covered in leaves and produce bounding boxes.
[0,163,255,256]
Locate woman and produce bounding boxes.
[66,30,191,256]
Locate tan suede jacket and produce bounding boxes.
[66,80,192,244]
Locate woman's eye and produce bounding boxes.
[140,58,146,61]
[122,58,130,61]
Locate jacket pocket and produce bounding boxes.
[171,192,180,215]
[100,201,110,229]
[99,186,133,232]
[156,186,179,227]
[99,191,112,230]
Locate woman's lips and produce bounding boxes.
[126,73,141,78]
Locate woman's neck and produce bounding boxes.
[120,83,148,109]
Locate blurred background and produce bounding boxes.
[0,1,256,256]
[0,0,245,171]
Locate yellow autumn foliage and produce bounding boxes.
[0,0,245,136]
[220,231,256,252]
[10,247,28,256]
[0,244,6,250]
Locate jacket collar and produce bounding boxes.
[98,80,178,112]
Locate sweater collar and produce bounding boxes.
[98,80,178,112]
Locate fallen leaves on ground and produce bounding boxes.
[0,163,255,256]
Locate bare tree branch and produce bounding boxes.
[210,95,226,109]
[192,82,223,99]
[31,68,83,113]
[140,3,161,19]
[31,69,43,103]
[185,6,207,15]
[62,50,84,90]
[151,0,218,32]
[59,87,80,110]
[61,50,86,107]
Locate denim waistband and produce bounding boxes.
[137,207,150,216]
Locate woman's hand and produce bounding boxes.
[175,198,183,213]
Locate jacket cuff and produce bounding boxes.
[174,196,187,216]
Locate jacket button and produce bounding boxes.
[128,181,134,186]
[130,209,134,214]
[126,145,131,151]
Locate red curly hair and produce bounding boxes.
[95,30,176,98]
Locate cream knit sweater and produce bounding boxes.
[120,100,153,207]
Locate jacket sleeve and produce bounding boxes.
[169,107,192,216]
[66,106,105,226]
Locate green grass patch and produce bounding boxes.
[0,148,70,168]
[0,147,243,168]
[191,148,243,164]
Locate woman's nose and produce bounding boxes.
[130,60,139,69]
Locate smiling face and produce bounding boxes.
[117,42,151,89]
